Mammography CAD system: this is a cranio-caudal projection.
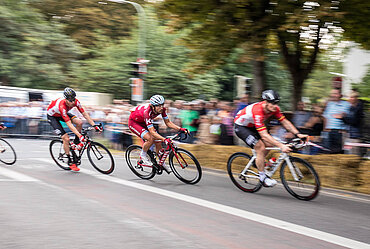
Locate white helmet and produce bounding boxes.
[150,95,165,106]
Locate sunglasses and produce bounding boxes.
[66,98,75,102]
[267,100,279,104]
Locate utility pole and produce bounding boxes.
[106,0,148,103]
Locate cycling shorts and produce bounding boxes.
[47,113,76,136]
[234,124,261,148]
[128,118,149,139]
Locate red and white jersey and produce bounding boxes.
[47,98,85,122]
[129,103,168,128]
[234,102,285,132]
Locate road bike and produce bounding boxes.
[227,138,320,201]
[49,125,115,174]
[125,132,202,184]
[0,123,17,165]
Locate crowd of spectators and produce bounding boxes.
[0,90,368,156]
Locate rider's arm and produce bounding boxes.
[163,118,181,131]
[280,119,307,139]
[148,126,166,142]
[65,120,82,138]
[258,129,286,148]
[81,111,95,127]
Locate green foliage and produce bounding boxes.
[0,0,80,89]
[73,19,221,100]
[340,0,370,50]
[31,0,144,48]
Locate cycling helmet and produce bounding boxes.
[150,95,165,106]
[63,87,76,101]
[262,90,280,104]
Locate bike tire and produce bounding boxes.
[280,156,320,201]
[125,145,156,180]
[0,138,17,165]
[49,139,71,171]
[87,142,115,174]
[227,152,262,193]
[168,148,202,184]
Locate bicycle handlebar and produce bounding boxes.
[81,123,103,136]
[287,137,308,149]
[166,130,189,141]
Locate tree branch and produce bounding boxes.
[304,25,321,79]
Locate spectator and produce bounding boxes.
[206,100,218,116]
[300,104,325,155]
[196,115,213,144]
[301,104,325,137]
[323,89,350,154]
[197,100,207,116]
[179,102,199,143]
[219,102,235,145]
[209,116,222,144]
[334,90,364,155]
[235,94,250,114]
[27,101,43,134]
[292,101,312,128]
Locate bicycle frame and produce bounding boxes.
[150,133,190,171]
[240,147,303,182]
[66,127,95,165]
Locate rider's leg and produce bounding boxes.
[254,140,269,172]
[254,140,276,186]
[61,133,71,163]
[154,140,162,155]
[71,117,83,144]
[139,132,154,165]
[142,132,154,153]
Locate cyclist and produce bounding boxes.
[129,95,189,173]
[234,90,308,187]
[47,87,102,171]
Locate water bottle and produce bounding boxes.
[265,157,277,171]
[158,148,165,160]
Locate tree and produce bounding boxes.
[72,18,221,100]
[158,0,272,100]
[0,0,80,88]
[340,0,370,50]
[31,0,144,49]
[158,0,344,109]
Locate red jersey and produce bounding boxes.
[47,98,85,122]
[129,103,168,129]
[234,102,285,132]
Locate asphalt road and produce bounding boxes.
[0,138,369,249]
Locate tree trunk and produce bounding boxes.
[292,74,304,111]
[251,60,266,102]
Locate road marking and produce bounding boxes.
[320,190,370,203]
[82,168,370,249]
[0,167,39,182]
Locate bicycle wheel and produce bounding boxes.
[168,148,202,184]
[227,152,262,193]
[0,138,17,165]
[280,156,320,201]
[49,139,70,171]
[87,142,115,174]
[125,145,156,180]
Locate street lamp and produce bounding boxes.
[106,0,148,103]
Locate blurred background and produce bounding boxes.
[0,0,369,156]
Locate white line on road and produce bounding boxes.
[82,168,370,249]
[0,167,39,182]
[0,165,368,248]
